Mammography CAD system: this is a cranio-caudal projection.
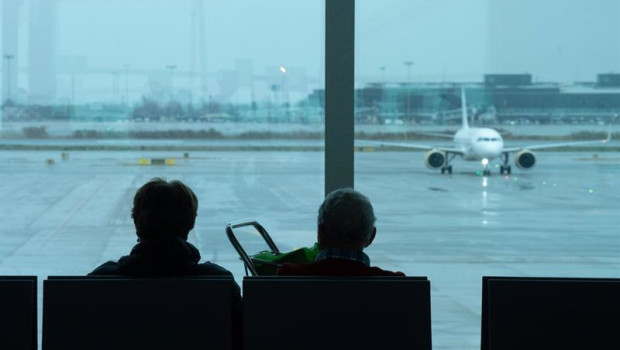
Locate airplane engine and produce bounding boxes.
[515,149,536,169]
[424,149,445,169]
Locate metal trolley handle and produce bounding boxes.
[225,220,280,276]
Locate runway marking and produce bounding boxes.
[428,187,449,192]
[35,180,109,251]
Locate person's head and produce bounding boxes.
[132,178,198,240]
[317,188,377,250]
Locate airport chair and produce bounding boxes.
[0,276,37,350]
[43,276,235,350]
[481,276,620,350]
[243,276,432,350]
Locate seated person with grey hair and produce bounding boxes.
[277,188,405,276]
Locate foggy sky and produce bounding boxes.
[2,0,619,103]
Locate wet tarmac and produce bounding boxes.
[1,149,619,349]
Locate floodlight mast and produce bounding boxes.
[4,54,15,103]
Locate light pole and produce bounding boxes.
[3,54,15,103]
[111,71,119,104]
[380,66,386,85]
[166,65,177,102]
[70,74,75,105]
[279,66,288,118]
[404,61,414,120]
[123,64,129,105]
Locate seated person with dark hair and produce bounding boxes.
[89,178,242,348]
[90,178,232,277]
[277,188,405,276]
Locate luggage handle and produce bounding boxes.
[226,220,281,276]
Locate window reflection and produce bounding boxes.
[355,1,619,349]
[1,0,325,282]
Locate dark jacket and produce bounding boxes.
[89,236,232,277]
[89,236,242,350]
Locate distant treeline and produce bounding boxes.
[14,126,616,142]
[72,129,324,140]
[73,129,225,139]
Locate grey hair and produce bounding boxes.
[317,188,376,246]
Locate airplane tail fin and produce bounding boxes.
[461,87,469,129]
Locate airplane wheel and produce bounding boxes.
[448,166,452,174]
[441,168,445,174]
[483,169,491,176]
[500,165,511,175]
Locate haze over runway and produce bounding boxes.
[1,148,618,349]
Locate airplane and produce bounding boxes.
[357,88,612,176]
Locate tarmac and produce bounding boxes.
[1,148,619,349]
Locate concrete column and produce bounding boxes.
[324,0,354,195]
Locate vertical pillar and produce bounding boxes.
[325,0,354,195]
[29,0,57,103]
[2,0,20,103]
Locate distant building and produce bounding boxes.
[2,0,58,104]
[2,0,20,103]
[597,74,620,87]
[28,0,57,103]
[303,73,620,125]
[484,74,532,87]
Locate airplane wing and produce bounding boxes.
[503,129,612,153]
[406,131,454,139]
[355,140,465,155]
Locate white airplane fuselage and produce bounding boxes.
[358,88,610,175]
[454,127,504,161]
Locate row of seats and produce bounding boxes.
[1,276,619,350]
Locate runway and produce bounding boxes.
[1,149,619,350]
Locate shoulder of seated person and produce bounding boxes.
[198,261,234,275]
[371,266,406,276]
[88,261,120,275]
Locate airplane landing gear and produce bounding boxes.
[500,165,511,175]
[500,153,511,175]
[483,169,491,176]
[440,154,456,174]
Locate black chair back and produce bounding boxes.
[481,276,620,350]
[243,276,432,350]
[43,276,235,350]
[0,276,37,350]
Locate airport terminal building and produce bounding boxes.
[306,73,620,125]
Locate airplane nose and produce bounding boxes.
[475,142,502,159]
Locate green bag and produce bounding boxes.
[251,243,319,275]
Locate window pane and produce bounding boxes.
[1,0,324,282]
[355,1,619,349]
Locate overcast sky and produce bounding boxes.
[3,0,620,103]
